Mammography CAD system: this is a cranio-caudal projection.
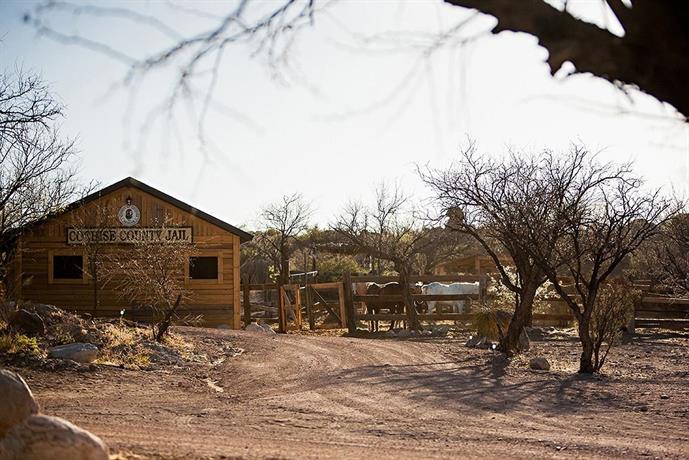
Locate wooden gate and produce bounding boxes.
[301,282,347,330]
[278,282,347,332]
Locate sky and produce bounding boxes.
[1,0,687,230]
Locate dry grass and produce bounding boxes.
[472,307,511,340]
[0,303,196,369]
[96,323,152,368]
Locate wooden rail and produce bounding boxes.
[350,274,487,283]
[634,295,689,329]
[357,313,573,322]
[353,293,480,302]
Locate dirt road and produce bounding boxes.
[17,328,689,459]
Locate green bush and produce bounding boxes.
[0,332,42,357]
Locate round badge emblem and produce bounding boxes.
[118,203,140,227]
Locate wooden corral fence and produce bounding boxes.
[241,281,347,333]
[242,277,689,333]
[535,280,689,330]
[343,273,488,333]
[635,295,689,330]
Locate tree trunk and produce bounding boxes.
[280,257,290,285]
[577,311,595,373]
[524,307,533,327]
[155,294,182,342]
[499,283,537,355]
[398,267,420,331]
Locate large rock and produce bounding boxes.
[529,357,551,371]
[0,370,39,436]
[0,414,108,460]
[8,310,45,336]
[47,343,98,363]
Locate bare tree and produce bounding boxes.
[444,1,689,118]
[420,143,557,354]
[68,204,115,313]
[105,220,196,342]
[589,280,641,372]
[525,150,680,373]
[411,227,474,275]
[637,214,689,295]
[26,1,689,120]
[254,193,312,285]
[0,69,92,280]
[24,1,323,151]
[332,183,448,331]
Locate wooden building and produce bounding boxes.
[6,177,252,329]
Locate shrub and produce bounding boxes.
[0,332,42,357]
[472,306,512,340]
[590,281,640,371]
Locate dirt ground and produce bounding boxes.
[9,326,689,459]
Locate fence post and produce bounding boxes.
[305,284,315,330]
[343,272,357,333]
[294,285,303,330]
[337,282,347,329]
[277,285,287,333]
[243,282,251,328]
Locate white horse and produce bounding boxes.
[421,282,479,314]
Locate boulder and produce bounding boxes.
[8,310,45,336]
[0,414,108,460]
[396,329,411,338]
[385,330,396,337]
[47,343,99,363]
[0,370,39,436]
[518,328,531,351]
[529,357,551,371]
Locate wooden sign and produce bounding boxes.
[66,227,193,245]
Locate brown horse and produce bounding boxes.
[364,282,421,331]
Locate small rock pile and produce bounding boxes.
[0,369,108,460]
